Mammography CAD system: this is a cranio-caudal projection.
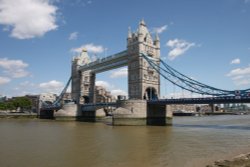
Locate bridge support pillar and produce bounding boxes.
[112,100,172,126]
[54,103,78,121]
[77,105,107,122]
[112,100,147,125]
[147,104,172,126]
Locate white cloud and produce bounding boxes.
[166,39,195,60]
[226,65,250,86]
[7,80,64,97]
[12,81,38,96]
[230,58,241,65]
[39,80,64,93]
[227,66,250,77]
[95,80,110,89]
[0,58,30,78]
[152,25,168,34]
[111,89,127,97]
[71,43,105,54]
[0,76,10,85]
[110,68,128,78]
[0,0,58,39]
[0,58,28,69]
[8,69,30,78]
[69,32,78,40]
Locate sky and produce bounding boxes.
[0,0,250,98]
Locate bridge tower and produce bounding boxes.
[71,49,95,104]
[127,20,160,100]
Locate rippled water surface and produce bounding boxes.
[1,115,250,167]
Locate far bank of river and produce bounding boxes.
[0,111,37,119]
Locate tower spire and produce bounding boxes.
[155,32,160,41]
[139,19,146,26]
[128,26,132,39]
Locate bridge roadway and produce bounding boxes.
[148,96,250,105]
[80,96,250,109]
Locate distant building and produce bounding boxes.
[62,92,72,104]
[95,86,115,103]
[198,104,221,112]
[39,93,57,104]
[0,95,7,102]
[37,93,57,115]
[171,104,196,112]
[25,95,39,113]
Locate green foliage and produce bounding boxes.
[13,97,32,111]
[6,101,15,110]
[0,102,6,110]
[0,97,32,111]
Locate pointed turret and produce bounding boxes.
[127,27,132,45]
[155,32,160,41]
[154,32,160,49]
[139,19,146,26]
[138,19,147,42]
[128,26,132,39]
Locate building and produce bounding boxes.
[25,95,39,113]
[170,104,196,112]
[0,95,7,102]
[95,86,115,103]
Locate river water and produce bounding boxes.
[1,115,250,167]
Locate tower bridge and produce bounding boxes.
[72,20,161,104]
[40,20,250,125]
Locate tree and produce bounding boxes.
[6,101,15,110]
[0,102,6,110]
[12,97,32,112]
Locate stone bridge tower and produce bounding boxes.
[127,20,160,100]
[71,49,95,104]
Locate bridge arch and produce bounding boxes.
[82,96,90,103]
[144,87,158,100]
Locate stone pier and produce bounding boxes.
[112,100,172,126]
[54,103,78,121]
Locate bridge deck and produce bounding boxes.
[148,96,250,105]
[80,96,250,109]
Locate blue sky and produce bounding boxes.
[0,0,250,98]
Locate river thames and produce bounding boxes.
[0,115,250,167]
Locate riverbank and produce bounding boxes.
[0,111,37,119]
[207,152,250,167]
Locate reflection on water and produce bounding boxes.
[0,115,250,167]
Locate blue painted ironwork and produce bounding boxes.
[141,53,250,97]
[41,77,72,110]
[148,96,250,105]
